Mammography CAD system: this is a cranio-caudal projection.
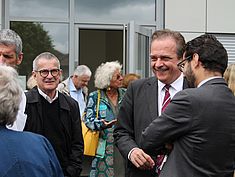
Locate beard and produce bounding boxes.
[185,64,196,88]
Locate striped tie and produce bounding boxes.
[161,85,171,112]
[156,85,171,174]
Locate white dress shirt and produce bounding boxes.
[158,73,184,115]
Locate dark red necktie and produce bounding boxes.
[161,85,171,112]
[156,85,171,174]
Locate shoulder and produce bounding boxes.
[131,77,156,87]
[118,88,126,97]
[1,129,48,148]
[57,78,70,93]
[88,90,99,98]
[59,92,77,105]
[126,77,157,93]
[25,88,39,103]
[57,82,66,90]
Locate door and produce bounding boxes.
[75,24,125,92]
[75,22,152,92]
[127,21,153,78]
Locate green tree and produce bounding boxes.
[11,21,55,77]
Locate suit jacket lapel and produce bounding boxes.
[145,77,159,121]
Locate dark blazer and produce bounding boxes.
[24,87,84,177]
[140,78,235,177]
[0,126,64,177]
[114,76,189,177]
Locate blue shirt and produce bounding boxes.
[69,78,86,117]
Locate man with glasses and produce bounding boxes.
[140,34,235,177]
[24,52,84,177]
[114,29,189,177]
[0,29,27,131]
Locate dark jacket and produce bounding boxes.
[114,76,189,177]
[140,78,235,177]
[24,87,84,177]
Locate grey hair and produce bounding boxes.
[0,65,21,126]
[0,29,23,57]
[33,52,60,71]
[73,65,92,77]
[94,61,122,89]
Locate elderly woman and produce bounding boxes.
[0,65,63,177]
[84,61,126,177]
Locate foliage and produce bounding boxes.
[11,21,56,77]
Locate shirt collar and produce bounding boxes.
[158,73,184,92]
[197,76,222,87]
[38,88,58,103]
[69,78,77,92]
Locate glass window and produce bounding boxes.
[79,29,123,92]
[9,0,69,18]
[75,0,155,23]
[10,21,69,81]
[137,34,150,77]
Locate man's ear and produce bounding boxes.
[32,71,37,79]
[16,52,23,65]
[191,53,200,68]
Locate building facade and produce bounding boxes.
[1,0,235,90]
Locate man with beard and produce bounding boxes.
[139,34,235,177]
[114,29,189,177]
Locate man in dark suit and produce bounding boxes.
[24,52,84,177]
[140,34,235,177]
[114,29,188,177]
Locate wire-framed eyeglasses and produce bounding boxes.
[35,69,61,78]
[177,56,192,72]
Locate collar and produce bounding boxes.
[38,88,58,103]
[158,73,184,92]
[69,78,77,92]
[197,76,222,87]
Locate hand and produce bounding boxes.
[129,148,155,170]
[101,119,117,128]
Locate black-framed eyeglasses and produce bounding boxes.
[35,69,61,78]
[177,56,192,72]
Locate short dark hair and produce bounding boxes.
[185,34,228,74]
[151,29,186,59]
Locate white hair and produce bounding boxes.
[0,65,21,126]
[0,29,23,57]
[73,65,92,77]
[94,61,122,89]
[32,52,60,71]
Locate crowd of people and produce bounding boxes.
[0,27,235,177]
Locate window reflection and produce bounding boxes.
[75,0,155,23]
[9,0,69,18]
[10,21,69,81]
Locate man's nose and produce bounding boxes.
[154,58,164,67]
[47,71,54,78]
[83,81,88,86]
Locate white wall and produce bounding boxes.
[165,0,206,32]
[207,0,235,33]
[165,0,235,34]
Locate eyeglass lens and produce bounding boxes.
[39,69,60,77]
